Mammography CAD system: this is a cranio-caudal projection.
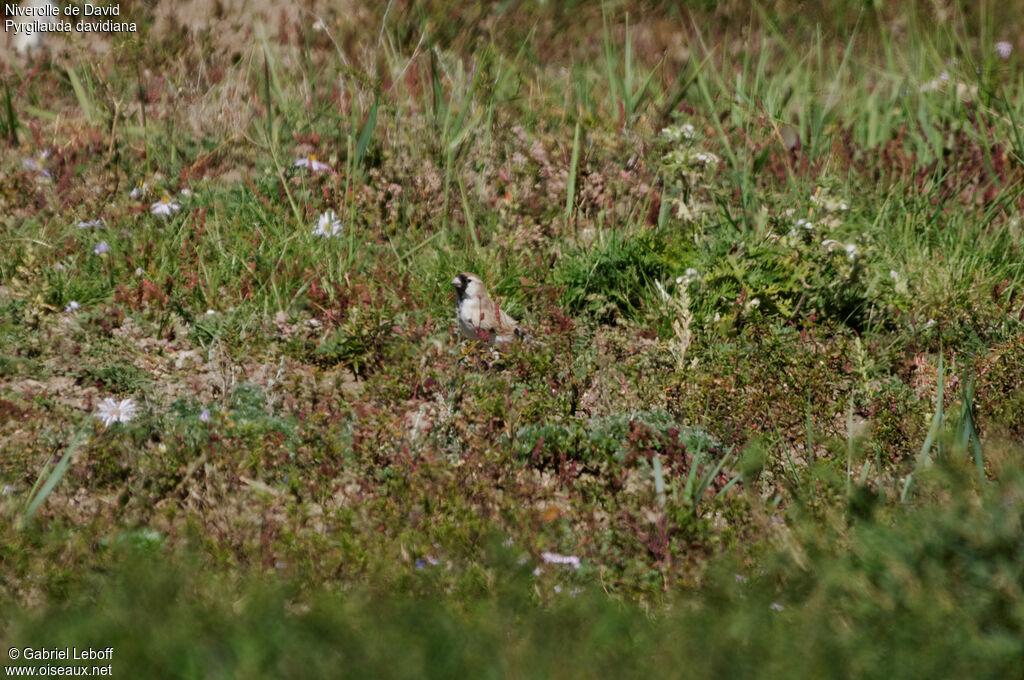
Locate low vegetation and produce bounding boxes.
[2,0,1023,675]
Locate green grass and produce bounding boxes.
[2,0,1024,675]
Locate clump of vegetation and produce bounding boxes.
[2,0,1024,673]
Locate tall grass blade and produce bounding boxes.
[3,80,18,144]
[564,115,582,223]
[354,89,380,169]
[901,349,945,502]
[66,66,93,124]
[22,426,89,528]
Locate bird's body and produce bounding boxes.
[451,272,526,346]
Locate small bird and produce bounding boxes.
[451,272,527,346]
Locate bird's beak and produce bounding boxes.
[451,276,461,287]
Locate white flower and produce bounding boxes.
[890,270,909,294]
[65,301,80,312]
[770,602,785,612]
[77,219,104,229]
[996,41,1013,59]
[294,154,330,173]
[130,182,149,199]
[179,188,192,196]
[22,156,52,179]
[821,239,844,252]
[93,241,110,255]
[661,123,696,142]
[692,151,720,166]
[95,397,138,427]
[540,551,581,569]
[810,189,849,213]
[676,268,700,287]
[151,196,181,216]
[845,243,859,260]
[135,267,144,276]
[206,309,216,315]
[312,210,343,238]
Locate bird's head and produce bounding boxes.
[451,272,486,302]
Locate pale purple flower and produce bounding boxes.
[179,188,192,196]
[95,397,138,427]
[540,552,582,569]
[77,219,104,229]
[93,241,110,255]
[312,210,343,238]
[199,408,211,422]
[151,196,180,217]
[294,154,330,173]
[65,301,80,312]
[22,157,52,178]
[770,602,785,612]
[135,267,144,276]
[996,41,1013,59]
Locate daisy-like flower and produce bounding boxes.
[845,243,859,260]
[65,301,80,312]
[151,196,181,217]
[93,241,110,255]
[95,397,138,427]
[22,156,52,178]
[540,551,582,569]
[130,182,149,199]
[294,154,330,173]
[77,219,104,229]
[996,41,1013,59]
[179,188,192,196]
[312,210,343,238]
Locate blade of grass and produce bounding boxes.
[66,65,94,124]
[3,80,18,144]
[353,88,380,169]
[901,349,945,502]
[22,425,90,528]
[564,113,582,224]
